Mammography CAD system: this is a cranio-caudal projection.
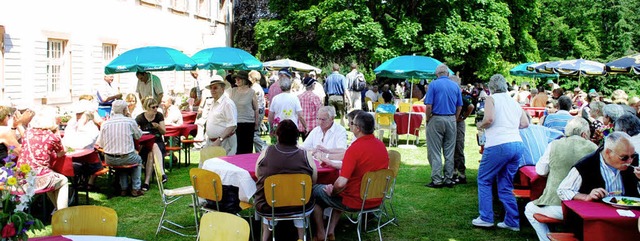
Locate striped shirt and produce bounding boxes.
[557,154,628,200]
[542,110,573,134]
[97,114,142,155]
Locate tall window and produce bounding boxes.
[103,43,115,63]
[47,39,65,95]
[196,0,210,19]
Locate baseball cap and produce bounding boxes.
[302,77,316,87]
[278,69,292,77]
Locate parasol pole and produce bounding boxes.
[399,77,417,149]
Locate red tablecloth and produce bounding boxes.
[394,113,423,135]
[522,107,545,118]
[52,149,99,177]
[516,166,547,200]
[136,134,156,152]
[412,104,426,113]
[181,111,197,124]
[30,236,72,241]
[165,124,198,138]
[563,200,640,241]
[219,153,340,184]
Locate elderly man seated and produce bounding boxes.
[524,117,597,241]
[300,106,348,168]
[519,124,564,167]
[160,95,183,126]
[97,100,144,197]
[557,131,640,203]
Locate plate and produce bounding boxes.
[141,131,150,135]
[602,196,640,209]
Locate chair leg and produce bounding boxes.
[156,206,168,236]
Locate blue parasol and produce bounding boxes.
[104,46,197,74]
[374,55,453,79]
[191,47,262,70]
[510,62,558,78]
[605,54,640,75]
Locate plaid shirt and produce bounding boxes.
[298,90,322,132]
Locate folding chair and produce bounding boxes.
[52,205,118,236]
[154,156,198,237]
[379,150,401,227]
[258,174,314,241]
[324,169,394,241]
[199,146,226,168]
[375,104,397,147]
[198,211,250,241]
[398,102,411,113]
[189,168,254,241]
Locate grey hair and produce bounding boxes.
[564,117,590,138]
[318,106,337,118]
[449,75,461,85]
[590,101,605,117]
[488,74,508,93]
[435,64,450,77]
[603,104,625,122]
[29,106,58,130]
[614,113,640,136]
[279,78,292,91]
[603,131,632,151]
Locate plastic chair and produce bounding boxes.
[398,102,411,113]
[199,146,227,168]
[189,168,254,241]
[154,155,198,237]
[324,169,394,241]
[375,104,397,147]
[259,174,314,241]
[52,205,118,236]
[198,212,250,241]
[379,150,400,227]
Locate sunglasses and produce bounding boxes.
[611,149,638,161]
[150,105,158,109]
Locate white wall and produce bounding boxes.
[0,0,231,110]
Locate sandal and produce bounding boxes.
[162,174,168,183]
[141,183,150,191]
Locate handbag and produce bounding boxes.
[205,185,241,214]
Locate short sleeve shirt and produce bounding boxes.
[269,92,303,128]
[424,76,463,115]
[340,134,389,209]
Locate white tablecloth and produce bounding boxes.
[201,158,257,202]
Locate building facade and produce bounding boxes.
[0,0,232,111]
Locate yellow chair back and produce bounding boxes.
[189,168,223,202]
[359,169,394,200]
[410,98,419,103]
[153,155,166,194]
[398,102,411,113]
[198,211,250,241]
[388,150,401,178]
[264,174,312,207]
[52,205,118,236]
[376,113,394,126]
[200,146,226,162]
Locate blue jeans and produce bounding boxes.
[477,141,523,227]
[105,152,142,190]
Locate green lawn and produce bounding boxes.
[30,116,539,241]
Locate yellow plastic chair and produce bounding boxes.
[380,150,401,227]
[375,112,397,147]
[189,168,254,241]
[398,102,411,113]
[52,205,118,236]
[260,174,314,241]
[199,146,227,168]
[324,169,394,241]
[154,156,198,237]
[365,97,373,111]
[198,211,250,241]
[410,98,419,103]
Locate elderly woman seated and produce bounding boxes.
[17,106,68,212]
[254,119,317,241]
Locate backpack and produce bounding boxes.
[351,73,366,91]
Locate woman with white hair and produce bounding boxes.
[473,74,529,231]
[17,106,68,211]
[593,104,624,145]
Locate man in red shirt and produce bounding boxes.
[312,111,389,241]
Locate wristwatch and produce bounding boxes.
[219,136,225,142]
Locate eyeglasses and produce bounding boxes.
[610,149,638,161]
[150,105,158,109]
[316,117,329,121]
[349,122,355,126]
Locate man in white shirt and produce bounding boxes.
[205,79,238,156]
[97,75,122,105]
[557,131,640,202]
[160,95,183,126]
[365,85,381,103]
[345,63,363,110]
[301,106,347,154]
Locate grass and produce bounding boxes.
[29,116,539,241]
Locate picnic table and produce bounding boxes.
[563,200,640,241]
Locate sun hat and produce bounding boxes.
[278,69,292,78]
[205,76,226,89]
[233,70,249,80]
[546,79,554,84]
